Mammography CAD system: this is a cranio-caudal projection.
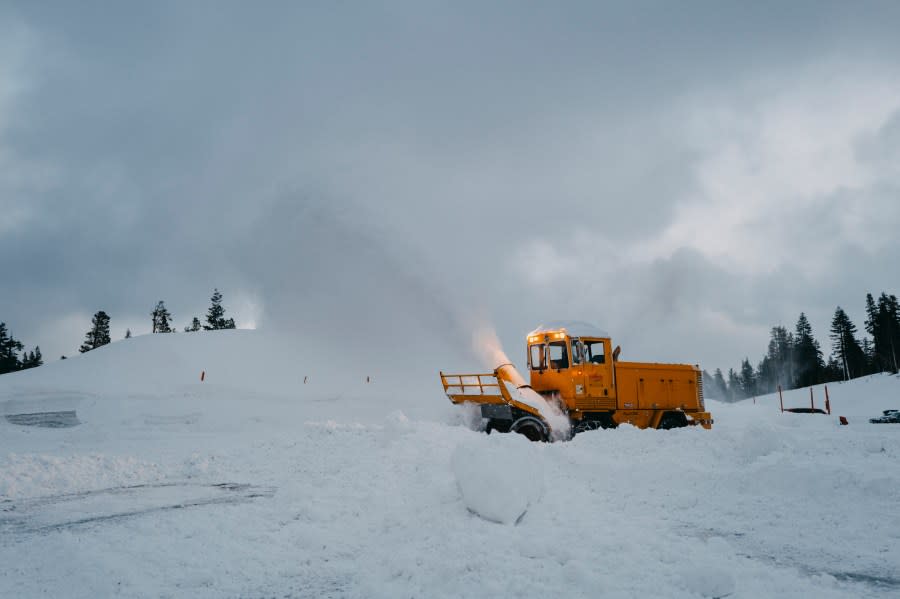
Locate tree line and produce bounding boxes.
[704,291,900,401]
[0,289,237,373]
[0,322,43,374]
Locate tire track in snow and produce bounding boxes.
[0,482,276,536]
[688,526,900,596]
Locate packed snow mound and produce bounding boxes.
[0,453,166,499]
[0,329,455,423]
[451,435,543,524]
[0,330,315,396]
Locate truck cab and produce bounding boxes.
[528,328,617,412]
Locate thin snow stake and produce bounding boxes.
[201,371,205,382]
[778,385,784,413]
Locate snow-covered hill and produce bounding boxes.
[2,331,899,598]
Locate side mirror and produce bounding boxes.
[613,345,621,362]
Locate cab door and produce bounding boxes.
[529,339,574,404]
[569,338,587,402]
[528,342,547,391]
[582,338,615,402]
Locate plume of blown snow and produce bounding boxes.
[473,323,572,441]
[472,325,512,370]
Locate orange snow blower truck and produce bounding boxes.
[440,322,713,441]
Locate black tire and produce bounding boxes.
[485,419,511,435]
[510,416,549,442]
[658,411,688,430]
[574,413,616,434]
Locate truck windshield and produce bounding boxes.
[548,341,569,369]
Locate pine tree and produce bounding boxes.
[702,370,722,400]
[739,358,756,398]
[727,368,743,401]
[151,301,174,333]
[861,338,875,374]
[712,368,728,400]
[79,311,112,353]
[829,306,866,380]
[756,356,774,395]
[0,322,25,374]
[883,293,900,372]
[204,289,224,330]
[868,292,900,373]
[20,348,42,370]
[793,312,824,387]
[754,326,794,393]
[865,293,887,373]
[204,289,236,330]
[184,317,202,332]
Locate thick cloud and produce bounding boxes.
[2,1,900,373]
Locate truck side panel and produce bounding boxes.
[615,362,703,413]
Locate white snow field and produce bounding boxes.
[2,331,899,598]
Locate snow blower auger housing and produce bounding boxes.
[440,322,713,441]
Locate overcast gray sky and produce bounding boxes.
[2,1,900,374]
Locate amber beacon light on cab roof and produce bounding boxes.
[440,322,713,441]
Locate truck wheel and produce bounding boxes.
[510,416,549,442]
[574,414,616,433]
[658,412,688,430]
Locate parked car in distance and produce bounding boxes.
[869,409,900,424]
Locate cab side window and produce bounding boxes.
[570,339,583,365]
[548,341,569,369]
[529,344,545,370]
[586,341,605,364]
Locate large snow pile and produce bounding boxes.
[2,331,899,597]
[451,435,544,524]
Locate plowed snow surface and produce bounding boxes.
[1,331,898,598]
